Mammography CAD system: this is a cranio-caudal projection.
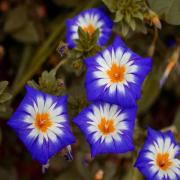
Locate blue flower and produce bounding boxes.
[135,127,180,180]
[85,36,152,107]
[73,102,136,157]
[7,85,75,164]
[66,8,113,48]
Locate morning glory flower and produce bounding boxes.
[85,36,152,107]
[135,128,180,180]
[7,85,75,165]
[73,102,136,157]
[66,8,113,48]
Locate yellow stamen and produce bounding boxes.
[82,24,95,36]
[107,64,125,83]
[34,113,52,133]
[98,117,115,135]
[156,152,172,171]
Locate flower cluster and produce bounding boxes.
[7,8,180,179]
[73,34,152,159]
[72,9,151,159]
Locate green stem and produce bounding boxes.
[52,58,67,73]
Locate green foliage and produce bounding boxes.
[4,5,39,43]
[102,0,117,13]
[28,70,65,96]
[103,0,148,36]
[4,5,28,33]
[148,0,180,25]
[0,81,12,104]
[68,78,89,118]
[0,81,12,119]
[73,27,102,58]
[137,67,161,115]
[60,27,102,76]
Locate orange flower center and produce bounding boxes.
[34,113,52,133]
[98,117,115,135]
[156,152,172,171]
[82,24,95,36]
[107,64,126,83]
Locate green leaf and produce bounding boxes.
[148,0,180,25]
[137,67,161,115]
[0,92,12,103]
[4,5,27,33]
[11,22,39,43]
[132,12,144,20]
[77,27,88,41]
[129,18,136,31]
[121,24,129,37]
[0,81,8,95]
[89,29,100,48]
[27,80,40,90]
[102,0,117,13]
[125,13,131,24]
[29,69,66,96]
[74,27,101,57]
[114,10,123,22]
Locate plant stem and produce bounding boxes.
[52,58,67,73]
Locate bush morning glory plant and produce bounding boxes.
[1,0,179,179]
